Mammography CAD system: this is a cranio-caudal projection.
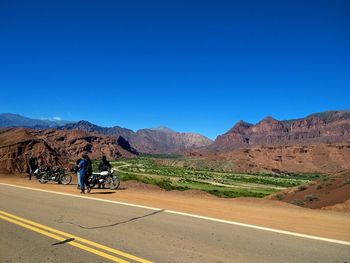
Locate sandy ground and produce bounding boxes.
[1,173,350,242]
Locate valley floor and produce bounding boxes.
[1,173,350,242]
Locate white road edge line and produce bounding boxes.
[1,182,350,246]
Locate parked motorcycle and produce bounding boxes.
[88,169,120,190]
[35,166,72,185]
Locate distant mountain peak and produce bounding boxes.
[260,116,278,122]
[149,126,175,133]
[74,120,96,126]
[235,120,253,127]
[229,120,253,133]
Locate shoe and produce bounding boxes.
[80,191,85,194]
[87,188,91,193]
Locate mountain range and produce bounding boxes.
[0,113,213,154]
[60,121,213,153]
[1,110,350,174]
[0,113,72,128]
[1,110,350,155]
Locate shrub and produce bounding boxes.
[291,200,304,206]
[342,179,350,186]
[304,194,319,202]
[298,185,307,191]
[155,179,173,191]
[275,194,285,200]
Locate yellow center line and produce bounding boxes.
[0,210,153,263]
[0,214,129,263]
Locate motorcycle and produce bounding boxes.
[88,169,120,190]
[35,166,72,185]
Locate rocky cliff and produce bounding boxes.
[208,110,350,152]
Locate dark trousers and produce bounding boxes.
[29,166,36,180]
[79,173,90,192]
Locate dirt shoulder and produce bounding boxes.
[1,174,350,242]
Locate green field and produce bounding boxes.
[109,157,319,198]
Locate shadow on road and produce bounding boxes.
[52,238,75,246]
[89,191,116,195]
[70,209,165,230]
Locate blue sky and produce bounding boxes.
[0,0,349,139]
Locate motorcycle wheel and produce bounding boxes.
[60,174,72,185]
[88,176,96,189]
[109,176,120,190]
[39,178,48,184]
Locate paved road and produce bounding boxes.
[0,184,349,263]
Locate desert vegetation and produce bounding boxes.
[109,156,317,198]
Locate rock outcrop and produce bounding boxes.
[35,129,138,160]
[0,128,62,173]
[0,128,138,173]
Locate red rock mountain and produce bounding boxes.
[0,128,138,173]
[0,128,60,173]
[207,110,350,152]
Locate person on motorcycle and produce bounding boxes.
[98,155,111,172]
[97,155,111,188]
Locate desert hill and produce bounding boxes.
[0,127,138,173]
[188,142,350,174]
[268,169,350,210]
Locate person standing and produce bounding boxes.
[28,154,38,180]
[84,154,93,190]
[79,155,90,194]
[74,159,82,189]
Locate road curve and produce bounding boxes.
[0,184,349,263]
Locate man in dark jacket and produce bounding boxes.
[80,154,91,194]
[97,155,111,189]
[98,155,111,172]
[28,154,38,180]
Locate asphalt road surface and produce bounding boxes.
[0,184,349,263]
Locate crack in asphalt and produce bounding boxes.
[68,209,165,230]
[52,238,75,246]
